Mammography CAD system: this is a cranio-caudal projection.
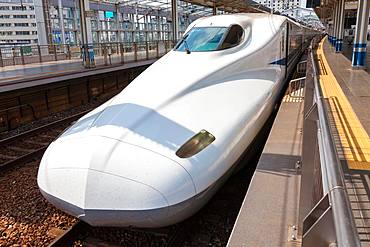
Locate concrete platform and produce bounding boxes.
[227,85,303,246]
[0,59,156,93]
[0,50,163,84]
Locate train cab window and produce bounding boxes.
[219,25,244,50]
[175,27,228,52]
[175,24,244,52]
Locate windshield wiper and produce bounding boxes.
[183,39,191,54]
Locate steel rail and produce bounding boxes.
[0,110,90,147]
[48,221,86,247]
[0,110,90,170]
[310,44,361,247]
[48,220,187,246]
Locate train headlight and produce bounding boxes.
[176,130,215,158]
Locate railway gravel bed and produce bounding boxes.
[0,161,77,246]
[0,99,111,246]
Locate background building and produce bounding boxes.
[0,0,225,46]
[254,0,307,13]
[1,0,317,47]
[41,0,224,45]
[0,0,39,44]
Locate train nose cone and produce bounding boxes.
[37,136,196,227]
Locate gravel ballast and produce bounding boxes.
[0,161,77,246]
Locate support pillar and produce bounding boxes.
[73,5,79,45]
[41,0,53,45]
[144,14,149,42]
[58,0,66,45]
[133,8,138,42]
[78,0,95,68]
[116,4,122,43]
[352,0,370,68]
[157,10,161,41]
[332,3,338,46]
[334,1,341,47]
[329,8,335,45]
[171,0,178,42]
[213,3,217,15]
[335,0,345,52]
[34,0,48,55]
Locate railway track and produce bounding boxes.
[0,110,89,170]
[49,222,190,247]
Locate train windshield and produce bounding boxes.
[175,27,227,52]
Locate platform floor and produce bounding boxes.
[320,37,370,245]
[0,59,157,93]
[0,51,160,85]
[227,84,303,246]
[0,57,87,83]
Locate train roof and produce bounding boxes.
[185,13,286,33]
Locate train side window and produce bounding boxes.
[219,25,244,50]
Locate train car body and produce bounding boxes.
[38,13,317,228]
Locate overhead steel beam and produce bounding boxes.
[171,0,179,41]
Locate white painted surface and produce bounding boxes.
[38,13,305,227]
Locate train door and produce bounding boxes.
[285,22,290,78]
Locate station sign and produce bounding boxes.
[345,1,357,10]
[85,10,95,18]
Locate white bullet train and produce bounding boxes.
[38,13,317,228]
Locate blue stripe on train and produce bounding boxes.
[270,57,287,65]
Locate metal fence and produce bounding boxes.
[0,40,176,67]
[298,37,361,247]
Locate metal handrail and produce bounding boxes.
[0,40,176,68]
[299,38,361,247]
[309,43,361,247]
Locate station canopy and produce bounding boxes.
[94,0,270,14]
[310,0,356,19]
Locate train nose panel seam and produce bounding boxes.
[86,167,171,208]
[96,135,198,194]
[47,167,171,208]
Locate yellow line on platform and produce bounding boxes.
[315,37,370,170]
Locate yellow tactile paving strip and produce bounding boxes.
[316,38,370,170]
